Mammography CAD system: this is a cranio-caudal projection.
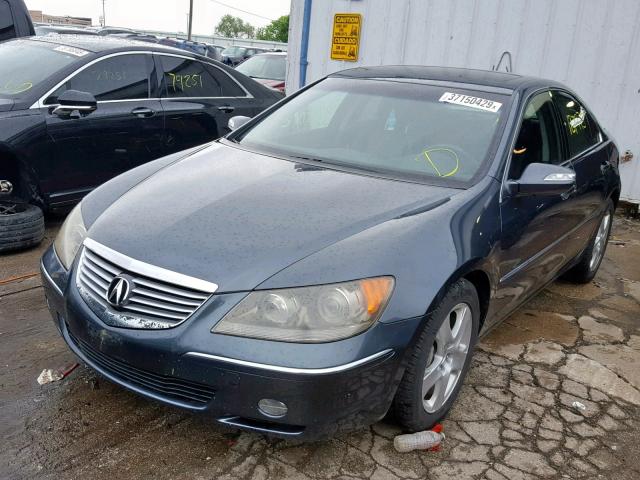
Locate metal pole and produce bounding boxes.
[101,0,106,27]
[187,0,194,41]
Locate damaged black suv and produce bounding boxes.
[0,35,283,252]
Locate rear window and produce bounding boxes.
[235,77,512,186]
[0,39,80,99]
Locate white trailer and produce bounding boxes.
[287,0,640,204]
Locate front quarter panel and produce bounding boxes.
[258,177,502,327]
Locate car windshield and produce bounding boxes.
[222,46,245,56]
[236,55,286,81]
[235,77,511,186]
[0,40,81,100]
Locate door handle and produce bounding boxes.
[131,107,155,118]
[217,105,235,113]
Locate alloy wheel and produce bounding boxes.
[589,212,611,271]
[422,302,473,413]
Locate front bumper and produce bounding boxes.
[41,245,421,439]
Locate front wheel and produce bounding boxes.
[563,199,614,284]
[392,279,479,432]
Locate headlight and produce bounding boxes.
[54,203,87,270]
[212,277,394,343]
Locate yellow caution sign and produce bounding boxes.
[331,13,361,61]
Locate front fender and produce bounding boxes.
[258,177,502,329]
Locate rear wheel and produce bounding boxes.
[0,198,45,253]
[392,279,479,432]
[563,199,614,284]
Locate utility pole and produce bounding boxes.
[101,0,106,27]
[187,0,194,40]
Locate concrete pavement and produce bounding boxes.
[1,216,639,479]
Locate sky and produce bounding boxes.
[24,0,291,35]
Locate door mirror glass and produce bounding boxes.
[506,163,575,197]
[53,90,97,117]
[228,115,251,131]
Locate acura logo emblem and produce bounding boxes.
[106,275,132,308]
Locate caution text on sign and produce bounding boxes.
[331,13,362,62]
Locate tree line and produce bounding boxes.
[215,14,289,43]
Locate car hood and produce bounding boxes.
[87,143,456,292]
[0,99,15,112]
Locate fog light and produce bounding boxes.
[258,398,288,418]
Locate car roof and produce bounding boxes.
[330,65,565,92]
[26,35,190,56]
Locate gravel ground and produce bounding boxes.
[1,216,639,480]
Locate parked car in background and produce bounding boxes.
[0,36,283,252]
[235,51,286,92]
[96,27,136,36]
[158,38,207,56]
[35,25,99,36]
[204,44,224,61]
[221,45,268,66]
[0,0,34,42]
[110,32,159,43]
[41,66,620,439]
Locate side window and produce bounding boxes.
[0,1,17,42]
[45,54,149,104]
[161,56,221,98]
[508,91,563,180]
[204,64,245,97]
[553,92,601,158]
[160,55,244,98]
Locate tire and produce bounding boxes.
[392,278,480,432]
[0,199,45,253]
[563,199,614,284]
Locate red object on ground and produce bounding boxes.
[426,423,444,451]
[61,363,79,378]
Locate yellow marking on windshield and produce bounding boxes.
[423,150,442,176]
[418,148,460,177]
[0,80,33,95]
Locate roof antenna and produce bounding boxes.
[492,51,513,73]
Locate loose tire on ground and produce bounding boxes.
[391,278,480,432]
[0,199,45,253]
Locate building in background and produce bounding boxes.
[287,0,640,205]
[29,10,91,26]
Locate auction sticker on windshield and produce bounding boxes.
[439,92,502,113]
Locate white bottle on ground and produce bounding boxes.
[393,430,445,453]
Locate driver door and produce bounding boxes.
[492,90,582,321]
[42,53,164,206]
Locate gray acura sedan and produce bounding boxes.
[41,66,621,439]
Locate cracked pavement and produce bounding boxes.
[1,216,639,479]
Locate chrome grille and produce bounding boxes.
[76,239,216,329]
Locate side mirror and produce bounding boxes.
[228,115,251,131]
[53,90,97,117]
[506,163,576,197]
